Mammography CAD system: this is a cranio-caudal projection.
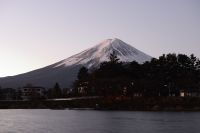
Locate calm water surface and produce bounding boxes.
[0,109,200,133]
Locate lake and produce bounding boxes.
[0,109,200,133]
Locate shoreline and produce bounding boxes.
[0,97,200,111]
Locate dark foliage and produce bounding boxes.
[74,53,200,97]
[47,82,62,98]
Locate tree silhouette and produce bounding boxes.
[47,82,62,98]
[73,53,200,97]
[109,51,119,64]
[78,67,89,80]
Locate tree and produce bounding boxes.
[53,82,62,98]
[109,51,119,64]
[73,52,200,97]
[47,82,62,98]
[78,67,89,80]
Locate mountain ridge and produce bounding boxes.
[0,38,152,88]
[53,38,152,68]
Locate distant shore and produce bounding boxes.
[0,97,200,111]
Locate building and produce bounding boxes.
[77,82,89,95]
[21,86,46,100]
[180,89,200,97]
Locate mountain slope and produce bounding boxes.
[53,38,152,68]
[0,38,152,88]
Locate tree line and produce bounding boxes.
[73,52,200,97]
[0,83,68,100]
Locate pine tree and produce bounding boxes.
[78,67,89,80]
[53,82,62,98]
[109,51,119,64]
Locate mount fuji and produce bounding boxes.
[0,38,152,88]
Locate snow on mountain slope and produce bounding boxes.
[0,38,152,88]
[53,38,152,68]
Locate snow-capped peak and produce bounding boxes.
[53,38,152,68]
[0,38,153,88]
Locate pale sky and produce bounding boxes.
[0,0,200,77]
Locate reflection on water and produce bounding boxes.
[0,109,200,133]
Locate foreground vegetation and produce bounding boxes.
[73,52,200,97]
